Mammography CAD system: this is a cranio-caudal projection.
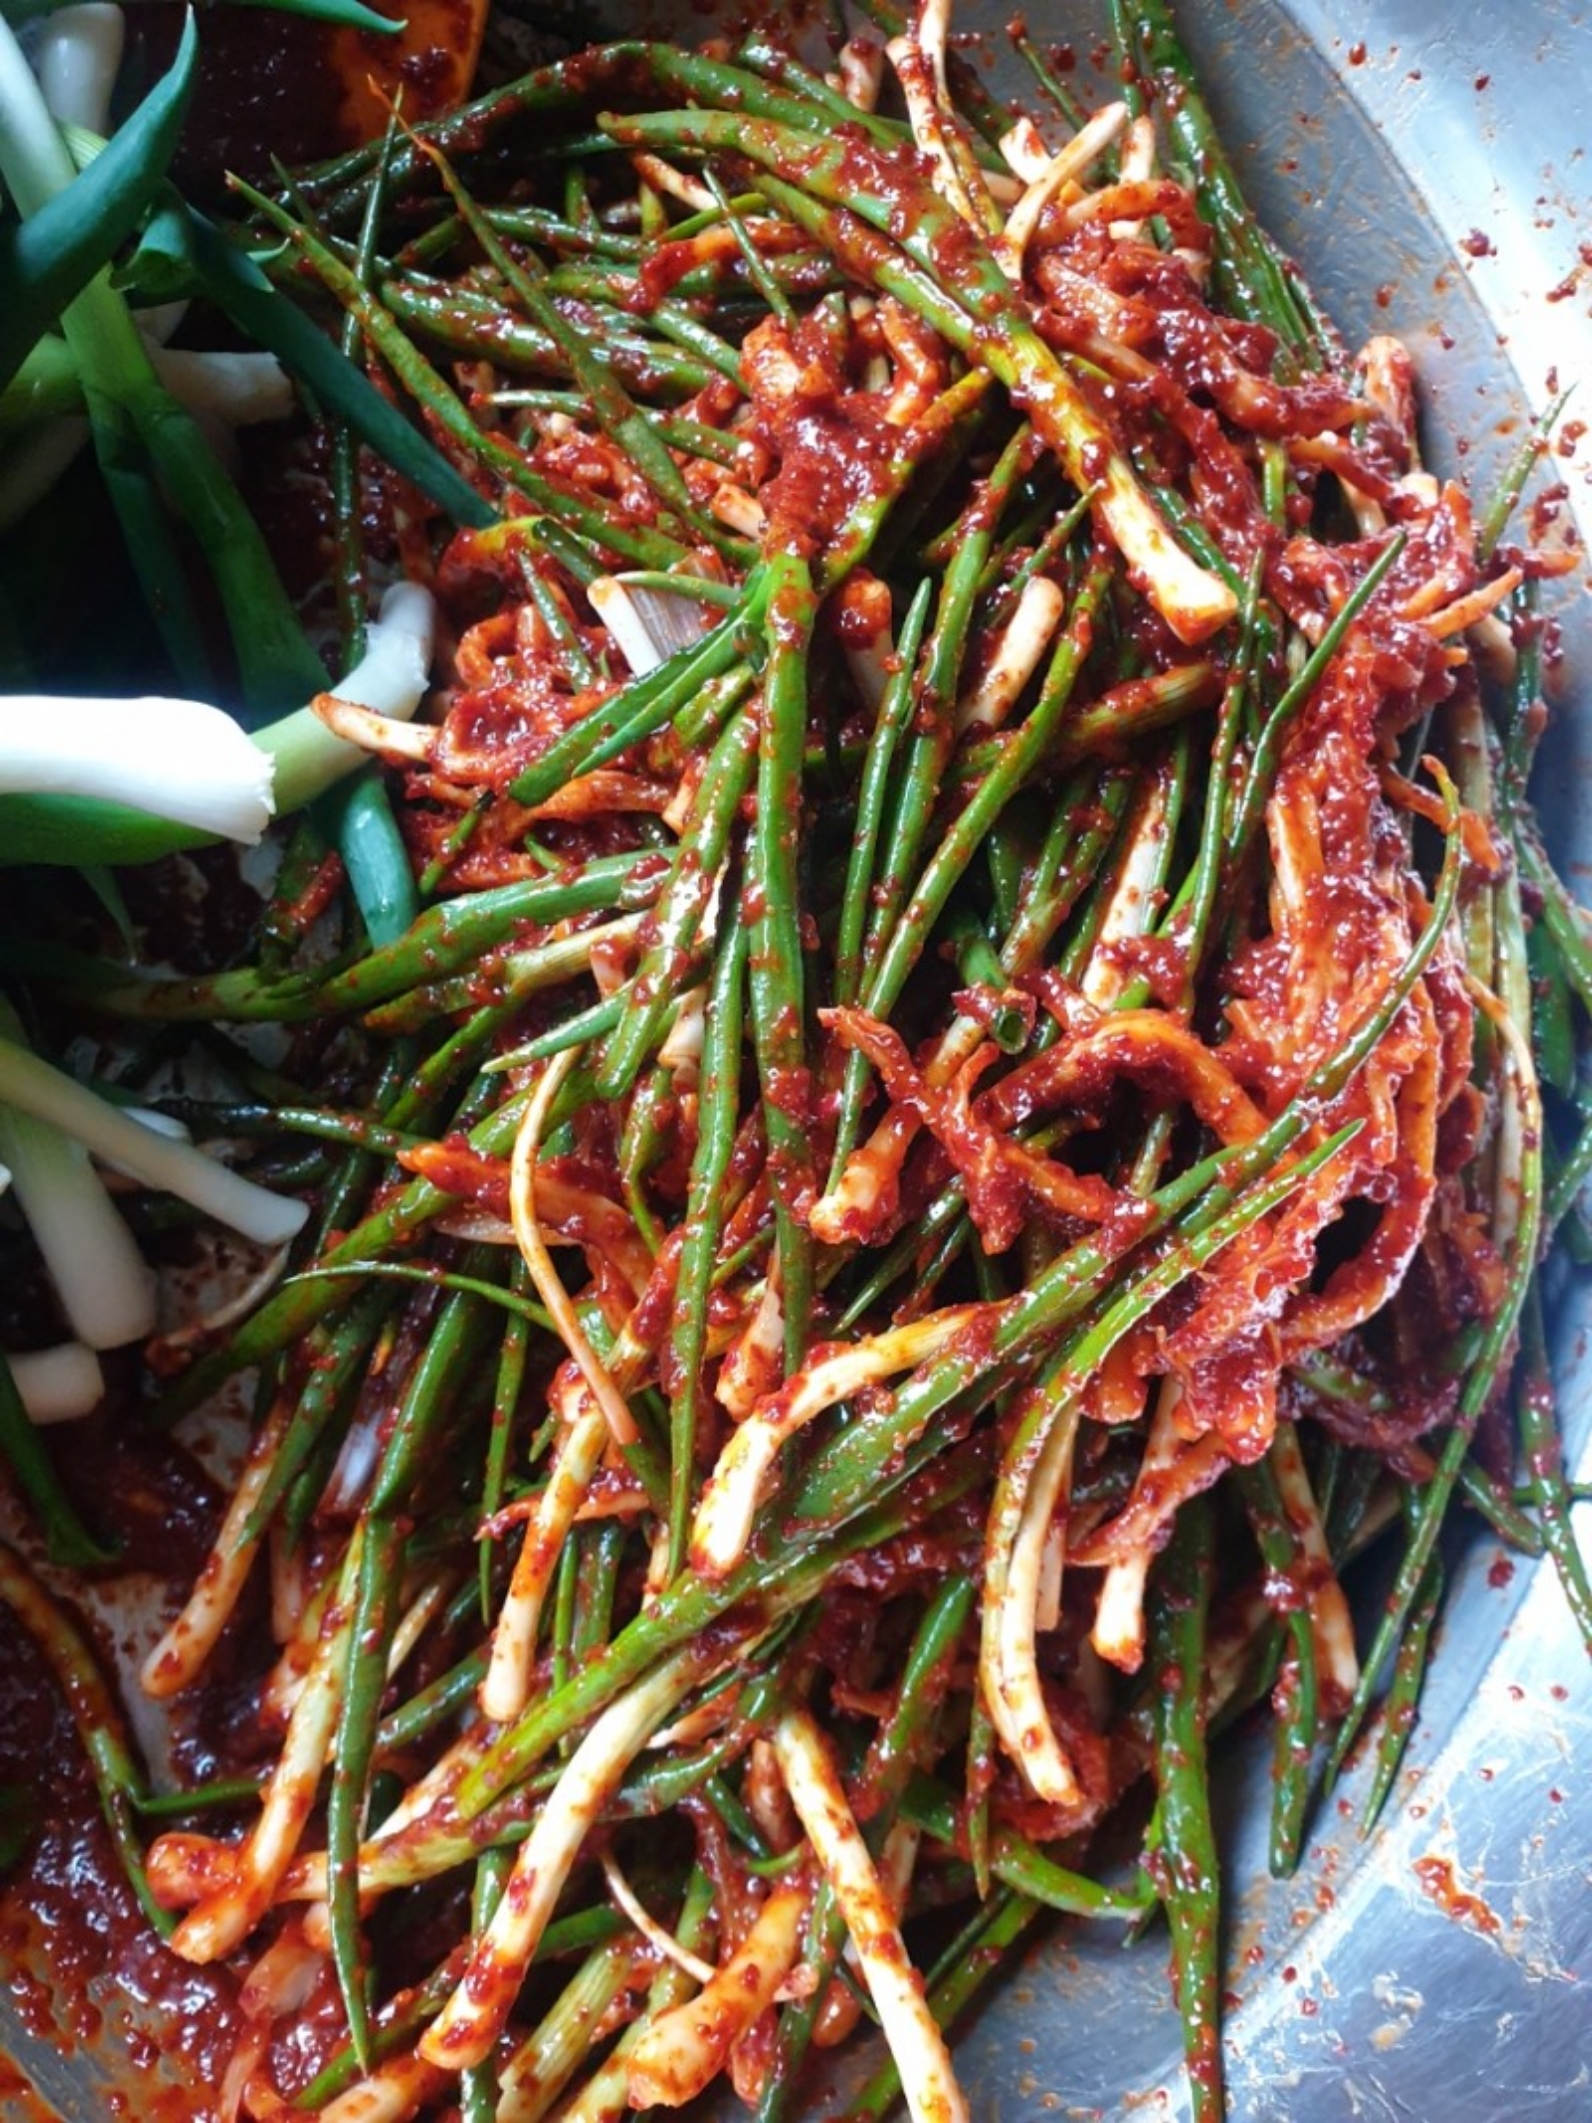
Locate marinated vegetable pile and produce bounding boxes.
[0,4,1588,2121]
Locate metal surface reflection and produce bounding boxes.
[2,4,1588,2117]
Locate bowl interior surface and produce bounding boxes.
[4,4,1590,2117]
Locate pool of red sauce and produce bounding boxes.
[0,1435,246,2114]
[0,1411,274,2118]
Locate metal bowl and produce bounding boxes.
[808,9,1592,2113]
[4,4,1589,2116]
[843,9,1592,2115]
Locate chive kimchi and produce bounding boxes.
[0,5,1587,2122]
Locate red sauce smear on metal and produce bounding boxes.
[1412,1854,1503,1936]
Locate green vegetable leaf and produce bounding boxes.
[4,0,400,22]
[230,0,406,32]
[128,377,329,714]
[0,1351,117,1569]
[0,14,198,393]
[76,865,137,953]
[0,1782,39,1873]
[318,770,421,946]
[110,188,201,304]
[176,207,497,531]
